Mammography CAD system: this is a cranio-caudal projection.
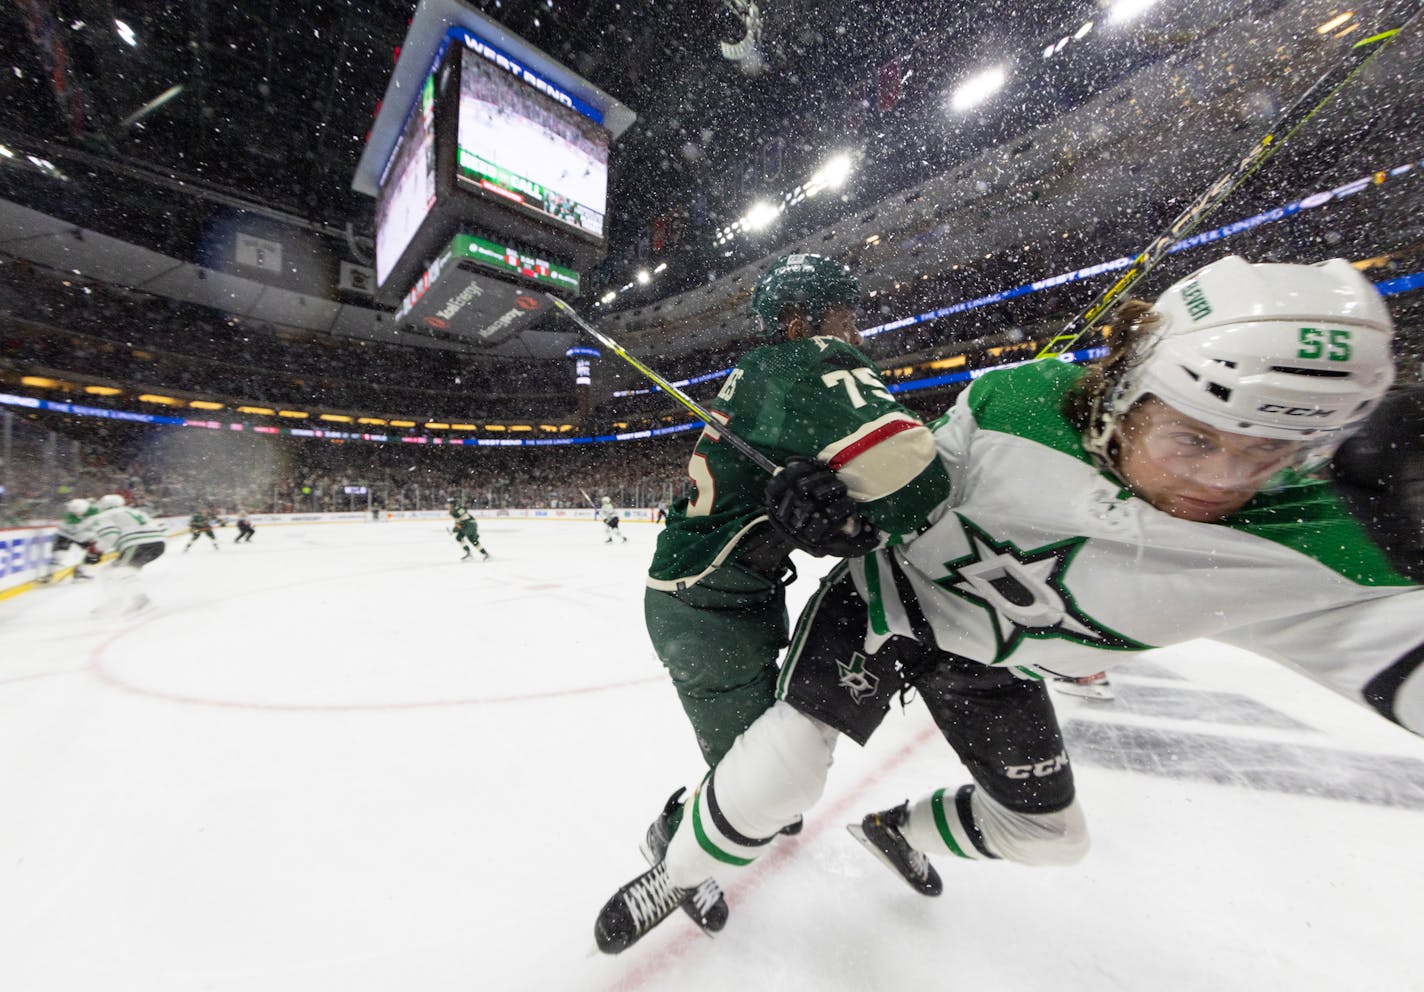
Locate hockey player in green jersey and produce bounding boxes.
[448,500,490,561]
[638,252,952,934]
[595,255,1424,953]
[184,511,219,552]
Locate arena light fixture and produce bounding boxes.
[237,405,275,415]
[451,423,477,430]
[277,410,308,419]
[485,425,507,431]
[949,67,1006,112]
[635,269,651,285]
[138,394,180,406]
[424,422,449,429]
[319,414,353,423]
[806,153,853,196]
[356,417,387,425]
[85,385,121,396]
[1317,11,1354,32]
[741,200,782,232]
[189,400,224,410]
[0,145,13,159]
[1075,20,1094,39]
[654,262,668,274]
[510,425,533,432]
[20,376,63,388]
[601,291,617,303]
[114,19,137,46]
[389,420,416,428]
[1108,0,1155,23]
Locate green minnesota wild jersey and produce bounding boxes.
[648,335,951,590]
[850,359,1423,732]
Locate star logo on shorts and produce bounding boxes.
[932,515,1149,664]
[837,651,880,704]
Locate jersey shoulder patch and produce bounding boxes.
[965,361,1090,464]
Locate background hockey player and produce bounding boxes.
[448,499,491,561]
[233,511,256,544]
[40,498,101,583]
[184,509,220,552]
[636,252,951,935]
[600,496,628,543]
[81,493,168,616]
[595,255,1424,953]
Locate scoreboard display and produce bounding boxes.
[454,41,609,241]
[363,8,631,312]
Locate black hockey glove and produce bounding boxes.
[83,543,102,565]
[1330,386,1424,583]
[763,456,879,558]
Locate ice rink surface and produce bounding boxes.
[2,517,1423,991]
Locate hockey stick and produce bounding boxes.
[1034,4,1420,359]
[547,295,780,475]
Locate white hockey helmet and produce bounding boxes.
[96,493,126,510]
[1107,256,1395,440]
[600,496,611,505]
[64,498,91,517]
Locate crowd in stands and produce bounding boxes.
[0,258,574,421]
[0,419,694,526]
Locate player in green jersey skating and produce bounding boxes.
[596,255,1424,953]
[448,500,490,561]
[638,253,952,934]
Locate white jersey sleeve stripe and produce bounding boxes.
[817,412,937,503]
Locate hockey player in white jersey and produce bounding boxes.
[82,493,168,616]
[39,498,101,583]
[600,496,627,543]
[593,255,1424,952]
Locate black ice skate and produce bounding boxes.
[640,788,728,936]
[461,547,473,561]
[847,802,943,896]
[594,859,692,954]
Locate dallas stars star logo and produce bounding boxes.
[933,515,1148,664]
[837,651,880,704]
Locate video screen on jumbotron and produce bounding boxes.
[375,74,437,288]
[456,44,609,241]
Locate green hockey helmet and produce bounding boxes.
[750,253,859,339]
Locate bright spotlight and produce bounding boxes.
[809,153,853,194]
[635,269,651,285]
[1109,0,1156,23]
[741,201,782,231]
[115,19,137,46]
[601,291,617,303]
[949,67,1006,112]
[653,262,668,273]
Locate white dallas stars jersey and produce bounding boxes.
[852,361,1424,734]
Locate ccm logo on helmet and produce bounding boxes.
[1257,403,1335,418]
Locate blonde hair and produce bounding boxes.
[1061,299,1162,436]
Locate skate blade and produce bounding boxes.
[845,823,941,897]
[1052,682,1115,700]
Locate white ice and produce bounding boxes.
[2,517,1422,991]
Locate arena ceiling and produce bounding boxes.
[1,0,1092,252]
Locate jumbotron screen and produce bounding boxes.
[374,74,437,288]
[455,44,609,241]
